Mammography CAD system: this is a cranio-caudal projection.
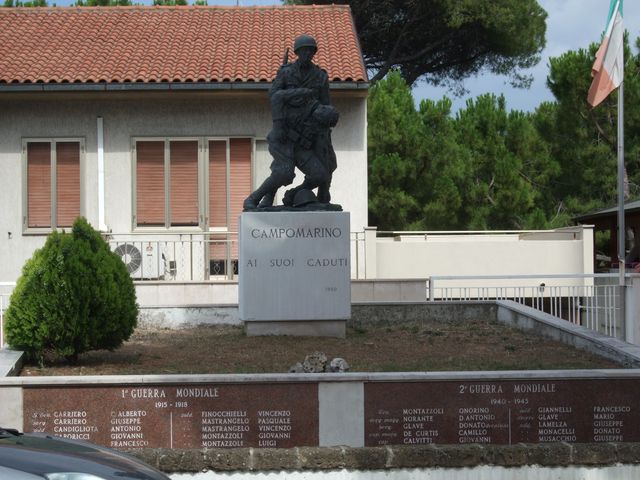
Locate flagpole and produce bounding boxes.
[618,80,625,287]
[617,78,628,342]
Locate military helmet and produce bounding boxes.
[293,188,318,207]
[294,35,318,53]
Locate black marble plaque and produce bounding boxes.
[365,379,640,445]
[24,383,318,449]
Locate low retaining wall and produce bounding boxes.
[137,302,497,330]
[135,280,428,309]
[3,370,640,448]
[133,443,640,473]
[496,300,640,367]
[4,300,640,477]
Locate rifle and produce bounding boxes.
[282,47,290,67]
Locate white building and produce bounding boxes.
[0,5,369,282]
[0,6,596,293]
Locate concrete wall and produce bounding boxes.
[368,228,594,285]
[626,276,640,345]
[496,300,640,365]
[135,279,427,307]
[0,90,368,282]
[154,445,640,478]
[133,280,430,327]
[168,464,640,480]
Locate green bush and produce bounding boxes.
[6,217,138,364]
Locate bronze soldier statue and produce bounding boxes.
[243,34,339,210]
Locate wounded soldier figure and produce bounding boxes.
[243,34,339,210]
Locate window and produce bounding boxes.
[133,137,252,231]
[134,139,200,227]
[135,140,165,227]
[208,138,252,261]
[24,139,82,231]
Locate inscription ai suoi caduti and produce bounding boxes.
[245,225,348,269]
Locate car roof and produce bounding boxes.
[0,464,43,479]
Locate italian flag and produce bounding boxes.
[587,0,624,107]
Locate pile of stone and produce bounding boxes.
[288,352,349,373]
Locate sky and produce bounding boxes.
[49,0,639,113]
[417,0,640,112]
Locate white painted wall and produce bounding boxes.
[370,227,595,286]
[170,465,640,480]
[0,91,368,282]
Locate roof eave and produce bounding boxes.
[0,81,369,93]
[574,201,640,223]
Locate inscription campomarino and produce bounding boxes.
[239,211,351,322]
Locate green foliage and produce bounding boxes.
[368,72,558,230]
[153,0,187,5]
[368,31,640,231]
[3,0,47,6]
[5,218,138,364]
[283,0,546,87]
[541,34,640,218]
[74,0,131,5]
[454,94,558,229]
[367,71,422,229]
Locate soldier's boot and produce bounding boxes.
[317,181,331,204]
[243,177,280,210]
[257,192,275,208]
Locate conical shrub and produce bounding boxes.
[5,217,138,364]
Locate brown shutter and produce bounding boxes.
[229,138,252,258]
[27,142,52,228]
[136,141,165,226]
[209,141,227,228]
[56,142,81,228]
[169,140,199,226]
[209,140,227,259]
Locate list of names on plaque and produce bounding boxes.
[592,405,630,442]
[257,410,293,447]
[24,384,318,450]
[44,410,100,441]
[401,407,442,444]
[110,409,149,449]
[201,410,248,448]
[365,379,640,446]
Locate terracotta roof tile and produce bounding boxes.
[0,5,367,85]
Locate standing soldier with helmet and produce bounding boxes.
[243,34,339,209]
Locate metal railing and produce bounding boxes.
[105,227,590,283]
[0,272,627,346]
[106,231,367,281]
[376,228,585,236]
[351,230,365,279]
[0,282,15,349]
[106,232,238,281]
[427,274,624,339]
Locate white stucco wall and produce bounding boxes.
[371,228,595,287]
[171,465,640,480]
[0,90,368,282]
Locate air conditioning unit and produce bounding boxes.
[112,241,163,280]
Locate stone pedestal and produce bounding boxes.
[239,211,351,337]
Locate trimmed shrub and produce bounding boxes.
[5,217,138,363]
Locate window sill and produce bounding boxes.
[131,226,209,235]
[22,227,74,236]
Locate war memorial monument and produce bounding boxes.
[239,34,350,337]
[4,26,640,480]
